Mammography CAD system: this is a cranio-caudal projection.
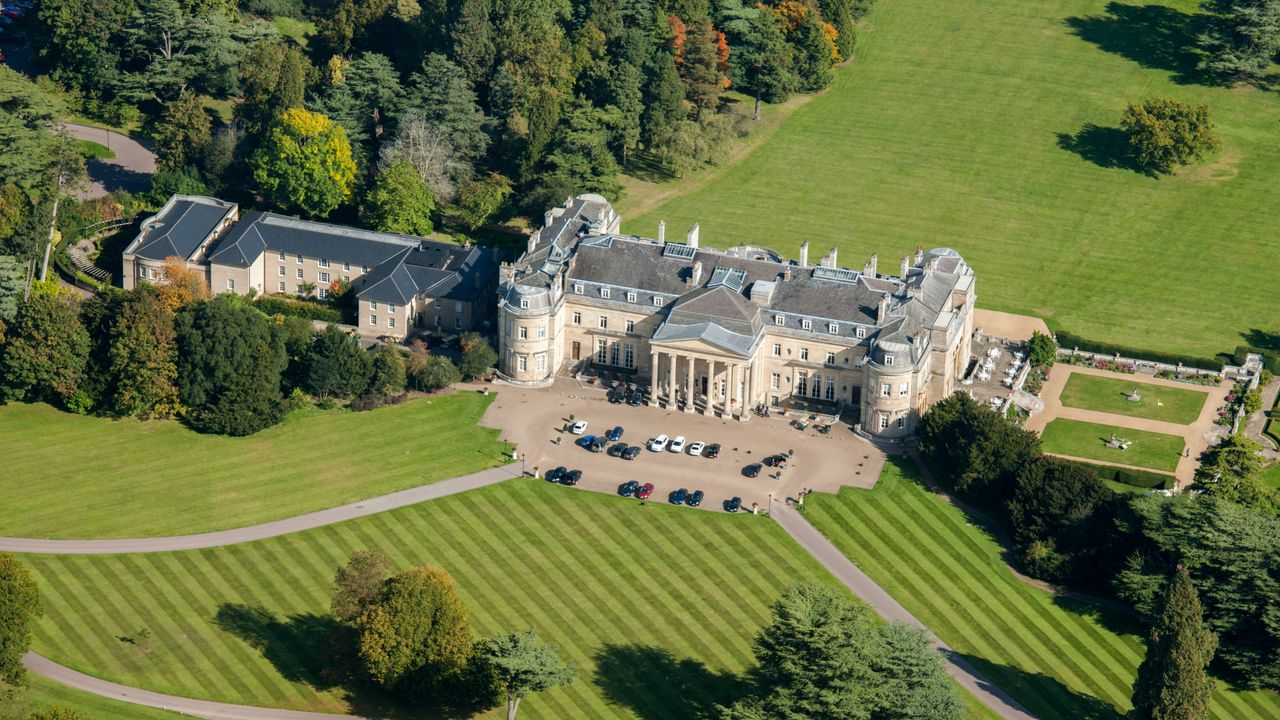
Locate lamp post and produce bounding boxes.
[767,491,774,516]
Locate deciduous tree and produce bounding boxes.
[236,38,309,135]
[0,552,41,691]
[1121,97,1221,175]
[157,256,210,310]
[252,108,358,218]
[357,565,474,692]
[155,89,212,173]
[367,342,408,397]
[477,629,576,720]
[459,331,497,379]
[361,158,435,235]
[1131,565,1217,720]
[0,289,89,406]
[331,549,392,625]
[108,285,182,418]
[455,173,512,231]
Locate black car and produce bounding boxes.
[686,489,704,507]
[607,442,628,458]
[546,466,567,483]
[724,496,742,513]
[589,436,608,453]
[669,487,689,505]
[763,454,787,467]
[743,463,762,478]
[608,386,626,404]
[562,469,582,486]
[618,480,640,497]
[703,443,721,459]
[622,445,641,460]
[626,388,644,406]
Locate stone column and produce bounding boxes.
[741,364,753,422]
[701,358,715,416]
[727,363,738,418]
[667,352,676,409]
[648,351,659,406]
[684,355,695,413]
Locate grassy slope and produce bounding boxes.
[0,675,185,720]
[625,0,1280,358]
[1058,373,1208,424]
[0,393,512,538]
[21,480,846,719]
[803,457,1278,720]
[1040,417,1184,471]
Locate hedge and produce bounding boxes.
[1054,331,1221,371]
[1065,459,1172,490]
[253,296,344,324]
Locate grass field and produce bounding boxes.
[75,139,115,160]
[0,392,511,539]
[803,457,1279,720]
[1058,372,1208,424]
[20,480,849,719]
[0,675,184,720]
[621,0,1280,358]
[1040,418,1184,472]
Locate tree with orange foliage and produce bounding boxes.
[156,256,210,311]
[668,16,688,60]
[715,29,732,88]
[822,22,841,63]
[676,22,729,120]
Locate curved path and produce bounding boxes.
[0,463,522,554]
[61,123,157,199]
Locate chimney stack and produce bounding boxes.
[526,229,539,255]
[690,261,704,286]
[658,220,666,243]
[900,255,910,279]
[877,293,892,321]
[829,246,838,268]
[864,252,877,278]
[799,241,810,268]
[914,246,924,264]
[687,222,700,248]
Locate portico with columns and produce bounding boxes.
[648,345,756,420]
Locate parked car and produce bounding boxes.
[763,453,787,467]
[703,443,721,459]
[545,466,566,483]
[589,436,607,452]
[607,442,628,458]
[686,489,704,507]
[743,463,762,478]
[627,388,645,406]
[686,441,705,456]
[724,496,742,513]
[608,387,625,404]
[668,435,686,453]
[0,30,27,45]
[669,487,688,505]
[622,445,641,460]
[570,420,589,435]
[576,434,598,449]
[605,426,624,441]
[636,482,654,500]
[618,480,640,497]
[561,469,582,486]
[648,434,669,452]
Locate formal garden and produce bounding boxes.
[1057,373,1208,425]
[1039,418,1185,473]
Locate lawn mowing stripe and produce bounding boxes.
[28,559,119,677]
[273,537,341,608]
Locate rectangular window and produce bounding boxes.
[388,304,396,312]
[801,319,812,331]
[796,372,808,397]
[825,381,835,401]
[598,316,608,330]
[278,250,286,261]
[518,326,528,339]
[370,315,378,326]
[574,283,584,294]
[371,301,379,310]
[226,278,235,290]
[881,383,891,397]
[148,267,156,279]
[296,254,303,264]
[811,376,822,398]
[388,316,395,328]
[520,298,529,309]
[537,325,546,339]
[626,291,636,303]
[600,288,610,299]
[278,281,286,292]
[596,339,607,364]
[362,265,370,274]
[610,344,620,366]
[652,296,664,307]
[825,352,835,364]
[536,354,545,371]
[296,268,303,279]
[898,416,907,429]
[518,355,527,371]
[774,315,784,326]
[278,266,285,277]
[770,372,780,389]
[899,382,909,397]
[343,261,350,271]
[772,343,782,357]
[434,314,441,327]
[319,258,330,268]
[880,413,889,430]
[138,265,146,278]
[454,301,462,312]
[624,344,634,369]
[454,317,461,330]
[856,327,866,339]
[318,287,329,299]
[885,356,895,366]
[318,272,330,284]
[800,347,809,361]
[828,323,838,334]
[572,311,582,325]
[625,319,634,333]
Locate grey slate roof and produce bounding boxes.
[207,212,416,269]
[131,197,234,261]
[356,242,497,305]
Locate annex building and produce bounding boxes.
[497,194,976,438]
[122,195,499,339]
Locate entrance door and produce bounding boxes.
[571,341,581,361]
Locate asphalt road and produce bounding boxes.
[62,122,157,198]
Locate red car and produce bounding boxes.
[635,482,654,500]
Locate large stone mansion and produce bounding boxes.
[497,194,976,438]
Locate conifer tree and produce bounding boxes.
[1131,565,1217,720]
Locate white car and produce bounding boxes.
[668,435,686,453]
[648,434,669,452]
[686,441,705,456]
[570,420,588,435]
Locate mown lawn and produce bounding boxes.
[21,480,848,719]
[1058,372,1209,424]
[1040,418,1185,471]
[803,457,1279,720]
[623,0,1280,359]
[0,675,184,720]
[0,392,512,538]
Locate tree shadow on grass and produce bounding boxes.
[213,603,481,720]
[955,652,1125,720]
[593,643,748,720]
[1064,2,1213,86]
[1241,329,1280,352]
[1050,592,1146,643]
[1055,124,1148,175]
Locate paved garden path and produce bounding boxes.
[772,503,1037,720]
[1026,364,1230,487]
[62,123,157,199]
[0,463,522,554]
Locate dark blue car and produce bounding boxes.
[576,434,597,449]
[618,480,640,497]
[724,496,742,513]
[669,487,689,505]
[606,426,624,441]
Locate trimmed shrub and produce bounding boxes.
[1064,459,1172,490]
[254,296,344,324]
[1054,331,1220,371]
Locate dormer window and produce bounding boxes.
[600,288,610,299]
[574,283,584,295]
[278,250,285,261]
[856,327,866,339]
[827,323,838,334]
[520,298,529,309]
[801,319,812,331]
[774,315,784,326]
[626,291,636,303]
[653,296,664,307]
[885,355,895,366]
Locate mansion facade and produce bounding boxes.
[122,195,498,339]
[497,194,976,438]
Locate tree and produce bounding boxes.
[0,254,25,323]
[452,0,497,87]
[0,552,41,691]
[787,9,835,93]
[871,623,965,720]
[367,343,408,397]
[729,11,793,121]
[0,289,89,406]
[380,116,470,202]
[455,173,513,231]
[1193,433,1275,510]
[1121,98,1221,175]
[527,99,623,209]
[0,67,67,192]
[357,565,474,692]
[156,256,210,310]
[361,158,435,235]
[154,89,212,173]
[302,325,373,398]
[641,50,688,146]
[916,392,1039,503]
[236,38,309,135]
[1006,456,1121,585]
[459,331,497,380]
[1198,0,1280,83]
[404,54,491,162]
[678,22,729,121]
[108,286,182,419]
[175,294,286,435]
[407,347,462,391]
[252,108,358,218]
[331,549,392,625]
[1131,566,1217,720]
[27,708,89,720]
[477,629,576,720]
[313,53,405,169]
[1026,330,1057,367]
